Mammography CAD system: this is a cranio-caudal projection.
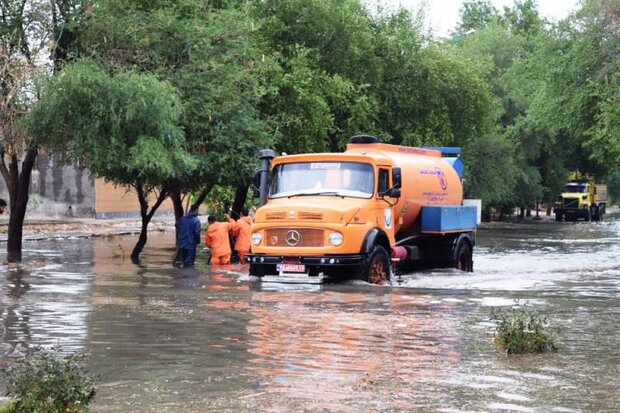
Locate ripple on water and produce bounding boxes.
[1,218,619,412]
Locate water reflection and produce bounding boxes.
[0,214,617,411]
[0,241,95,354]
[245,291,464,410]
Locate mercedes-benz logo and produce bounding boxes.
[285,230,301,246]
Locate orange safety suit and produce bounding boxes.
[205,221,232,265]
[229,216,252,263]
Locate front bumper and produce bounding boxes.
[245,254,366,266]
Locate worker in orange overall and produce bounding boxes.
[205,215,232,264]
[228,207,253,263]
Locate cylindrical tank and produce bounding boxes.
[346,142,463,238]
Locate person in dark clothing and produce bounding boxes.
[175,205,202,267]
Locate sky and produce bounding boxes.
[365,0,581,37]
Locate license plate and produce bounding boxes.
[277,263,306,273]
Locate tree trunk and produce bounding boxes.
[0,147,38,263]
[190,183,215,210]
[170,189,184,221]
[130,182,169,263]
[168,188,185,266]
[230,183,249,220]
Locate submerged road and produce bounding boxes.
[0,212,618,412]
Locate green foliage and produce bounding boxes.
[492,302,557,354]
[27,61,190,187]
[254,0,379,153]
[522,0,620,178]
[503,0,544,38]
[22,0,617,217]
[457,0,501,32]
[464,135,517,204]
[585,72,620,171]
[202,185,237,218]
[456,0,574,207]
[2,346,95,413]
[607,172,620,205]
[0,402,15,413]
[75,0,275,190]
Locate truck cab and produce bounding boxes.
[554,175,607,221]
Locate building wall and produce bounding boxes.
[0,153,175,218]
[29,153,96,217]
[94,179,175,219]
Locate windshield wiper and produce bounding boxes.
[288,191,341,198]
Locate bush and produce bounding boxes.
[1,346,95,413]
[492,302,557,354]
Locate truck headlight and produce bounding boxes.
[328,232,343,246]
[251,232,262,245]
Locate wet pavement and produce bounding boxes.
[0,212,618,412]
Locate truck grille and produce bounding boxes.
[563,199,578,209]
[265,228,324,247]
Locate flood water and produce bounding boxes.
[0,212,618,412]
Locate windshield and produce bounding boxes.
[270,162,374,199]
[565,183,587,193]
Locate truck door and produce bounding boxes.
[377,167,394,234]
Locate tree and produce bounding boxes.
[74,0,276,223]
[503,0,544,38]
[0,0,86,262]
[253,0,378,153]
[254,1,496,152]
[26,62,194,261]
[457,0,501,33]
[464,134,517,214]
[453,1,561,213]
[524,0,620,178]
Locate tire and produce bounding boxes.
[584,208,591,222]
[452,238,473,272]
[363,246,391,284]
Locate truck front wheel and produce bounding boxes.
[363,246,391,285]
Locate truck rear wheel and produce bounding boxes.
[363,246,391,284]
[453,238,473,272]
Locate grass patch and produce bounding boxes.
[1,346,95,413]
[492,301,557,354]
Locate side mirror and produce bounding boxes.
[386,187,401,198]
[251,171,261,198]
[392,167,402,189]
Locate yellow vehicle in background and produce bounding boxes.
[554,173,607,221]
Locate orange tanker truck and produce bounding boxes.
[246,135,477,284]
